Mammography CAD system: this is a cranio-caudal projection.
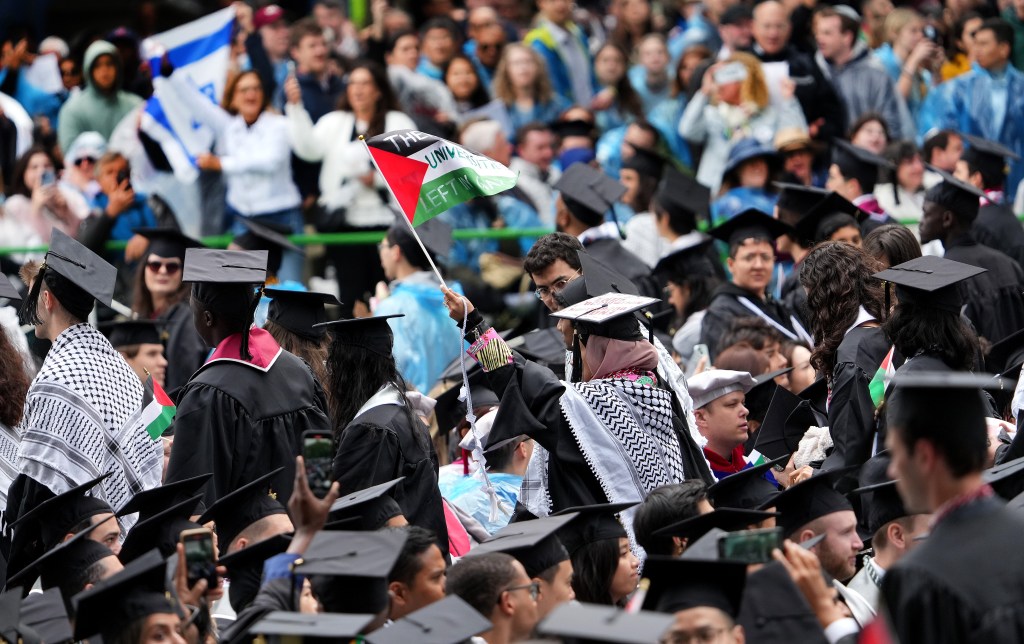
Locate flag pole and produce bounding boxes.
[359,135,449,290]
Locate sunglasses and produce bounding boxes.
[147,260,182,275]
[74,156,97,167]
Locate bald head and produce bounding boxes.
[752,1,791,54]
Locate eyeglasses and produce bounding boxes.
[534,270,581,300]
[477,42,503,52]
[662,627,728,644]
[74,156,97,167]
[500,582,540,602]
[147,260,182,275]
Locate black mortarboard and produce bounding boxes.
[219,534,292,613]
[248,611,374,640]
[327,478,406,530]
[652,235,717,280]
[433,371,499,433]
[43,228,117,306]
[233,218,303,255]
[0,275,22,302]
[706,454,787,510]
[641,557,747,617]
[737,560,829,642]
[118,494,203,564]
[987,327,1024,377]
[792,192,867,246]
[768,467,856,537]
[117,473,213,521]
[653,508,779,541]
[365,595,492,644]
[552,502,636,556]
[621,145,666,178]
[20,589,72,644]
[655,167,710,226]
[7,513,116,593]
[467,513,577,578]
[555,163,626,226]
[537,602,673,644]
[796,377,828,426]
[848,453,907,539]
[314,314,404,358]
[182,248,268,284]
[551,119,596,140]
[199,468,288,548]
[773,182,828,217]
[388,216,454,259]
[983,455,1024,500]
[832,139,895,174]
[961,133,1019,181]
[746,367,792,424]
[0,588,26,644]
[874,255,986,313]
[887,372,1008,449]
[265,289,342,342]
[72,549,177,641]
[754,386,813,461]
[506,327,567,371]
[99,319,165,347]
[707,209,793,247]
[134,227,204,259]
[295,530,408,615]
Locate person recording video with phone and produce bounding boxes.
[3,145,89,248]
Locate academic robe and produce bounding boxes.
[972,202,1024,271]
[331,392,449,556]
[156,300,208,392]
[882,495,1024,643]
[700,282,802,360]
[165,328,331,506]
[944,233,1024,344]
[738,560,830,644]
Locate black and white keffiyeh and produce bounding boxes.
[16,324,163,529]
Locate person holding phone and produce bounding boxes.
[3,146,89,248]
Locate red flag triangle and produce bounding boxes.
[367,146,429,223]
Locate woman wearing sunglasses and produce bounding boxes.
[132,228,209,392]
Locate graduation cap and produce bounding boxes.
[118,494,204,564]
[233,218,302,255]
[550,293,658,333]
[20,589,72,644]
[641,557,747,618]
[265,289,343,342]
[433,371,499,433]
[923,166,987,221]
[652,234,717,280]
[248,610,375,641]
[551,119,596,140]
[133,227,204,259]
[364,595,491,644]
[554,163,626,226]
[773,182,829,219]
[983,455,1024,500]
[745,367,793,424]
[961,133,1019,181]
[754,386,811,461]
[832,139,895,176]
[621,145,666,178]
[792,192,867,246]
[873,255,986,313]
[552,502,636,557]
[0,275,22,303]
[198,468,288,548]
[706,454,787,510]
[326,478,406,530]
[537,602,674,644]
[35,228,117,306]
[219,533,292,613]
[294,530,409,614]
[505,327,567,371]
[848,453,907,540]
[314,314,404,358]
[72,549,177,642]
[654,167,710,227]
[466,513,577,578]
[117,473,212,521]
[653,508,779,541]
[387,216,454,261]
[986,327,1024,377]
[98,319,165,348]
[7,512,117,594]
[558,250,640,305]
[767,466,856,537]
[707,209,793,247]
[182,248,269,284]
[687,369,757,409]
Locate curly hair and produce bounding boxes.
[799,242,885,375]
[0,327,29,427]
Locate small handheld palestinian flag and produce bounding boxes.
[140,374,176,440]
[868,346,897,408]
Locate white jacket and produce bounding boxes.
[286,104,416,228]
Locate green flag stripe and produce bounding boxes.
[146,406,175,440]
[412,167,517,225]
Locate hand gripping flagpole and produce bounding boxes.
[359,135,448,290]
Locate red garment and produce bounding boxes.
[206,327,282,371]
[703,445,748,477]
[444,498,473,557]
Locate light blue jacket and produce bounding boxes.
[523,20,596,104]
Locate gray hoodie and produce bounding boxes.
[57,40,143,150]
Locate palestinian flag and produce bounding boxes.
[363,129,518,226]
[868,346,897,408]
[140,375,175,440]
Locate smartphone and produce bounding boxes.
[40,169,55,187]
[689,343,710,376]
[180,527,218,589]
[924,25,939,44]
[116,168,131,190]
[287,60,296,77]
[303,430,334,498]
[717,527,784,564]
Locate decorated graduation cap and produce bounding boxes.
[265,289,342,342]
[134,227,204,259]
[641,557,747,618]
[652,234,717,280]
[294,529,408,615]
[7,512,117,595]
[706,454,787,510]
[767,467,856,537]
[554,162,626,227]
[99,319,165,348]
[387,215,454,263]
[0,275,22,303]
[654,167,710,230]
[198,468,287,548]
[707,208,793,248]
[314,314,405,358]
[538,601,674,643]
[923,166,987,222]
[961,133,1019,183]
[873,255,986,314]
[365,595,492,644]
[621,145,666,178]
[552,502,636,556]
[118,494,204,564]
[18,228,117,326]
[687,369,757,409]
[792,192,867,246]
[247,610,375,641]
[20,588,72,644]
[653,508,779,541]
[117,473,212,522]
[219,533,292,613]
[434,370,499,433]
[551,292,657,343]
[467,512,577,578]
[326,478,406,531]
[848,453,907,541]
[72,549,178,642]
[773,182,829,218]
[754,386,812,461]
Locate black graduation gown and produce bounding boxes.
[943,233,1024,344]
[157,301,208,392]
[331,401,449,556]
[882,496,1024,644]
[738,560,830,644]
[700,283,799,359]
[972,202,1024,271]
[165,343,331,506]
[780,268,809,330]
[582,237,660,299]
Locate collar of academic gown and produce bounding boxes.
[205,327,283,372]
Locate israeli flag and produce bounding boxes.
[140,7,235,183]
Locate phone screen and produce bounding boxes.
[303,432,333,498]
[717,527,783,564]
[41,169,55,186]
[183,530,217,588]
